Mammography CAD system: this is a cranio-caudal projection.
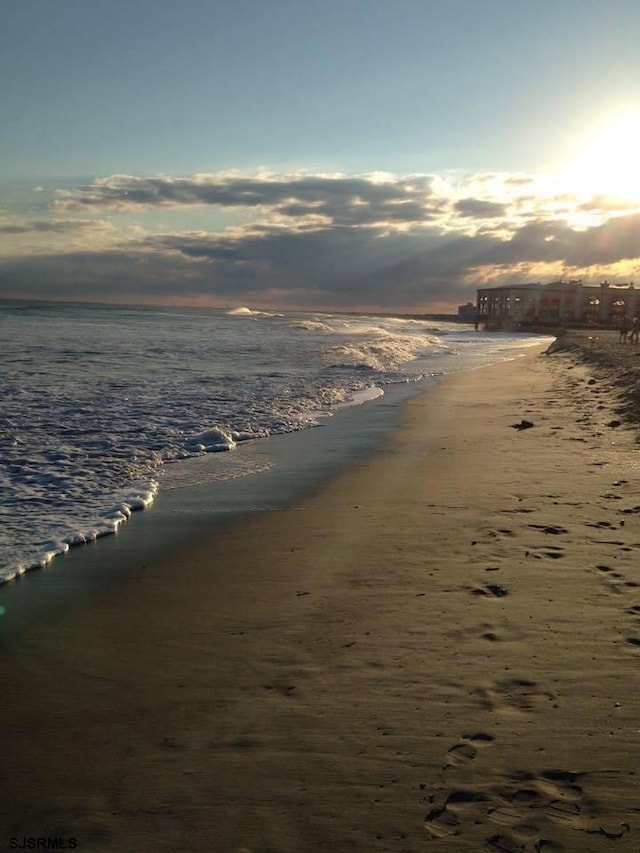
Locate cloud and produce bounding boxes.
[578,194,639,212]
[473,213,640,269]
[2,170,640,311]
[0,218,110,236]
[1,212,634,311]
[53,171,447,229]
[0,217,117,260]
[454,198,507,218]
[52,169,618,234]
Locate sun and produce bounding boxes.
[563,110,640,202]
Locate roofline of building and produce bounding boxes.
[477,279,634,294]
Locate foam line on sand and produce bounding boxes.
[2,343,640,852]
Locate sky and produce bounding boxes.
[3,0,640,313]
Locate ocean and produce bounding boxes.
[0,300,550,586]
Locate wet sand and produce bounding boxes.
[2,341,640,852]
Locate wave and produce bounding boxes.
[290,319,333,332]
[326,333,444,371]
[0,481,158,585]
[226,306,279,317]
[227,306,257,315]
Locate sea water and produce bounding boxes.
[0,300,549,584]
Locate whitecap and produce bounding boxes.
[186,426,237,452]
[227,306,256,315]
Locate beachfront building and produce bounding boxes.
[476,280,637,329]
[457,301,477,322]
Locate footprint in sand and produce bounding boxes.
[544,799,592,830]
[430,765,593,851]
[585,519,619,530]
[426,741,494,837]
[593,565,640,595]
[423,805,461,837]
[526,545,565,561]
[527,524,568,535]
[475,677,556,714]
[486,527,517,540]
[485,833,527,852]
[427,703,628,846]
[596,538,636,549]
[456,620,524,644]
[621,541,640,552]
[592,568,640,650]
[445,742,477,768]
[482,630,501,642]
[620,505,640,515]
[536,769,583,800]
[262,682,297,697]
[445,733,495,768]
[486,769,623,845]
[593,565,622,593]
[471,584,510,598]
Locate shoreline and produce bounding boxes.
[0,315,549,596]
[0,335,546,636]
[0,367,412,592]
[0,377,424,640]
[2,343,640,851]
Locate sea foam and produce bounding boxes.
[1,302,549,585]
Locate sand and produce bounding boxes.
[2,339,640,852]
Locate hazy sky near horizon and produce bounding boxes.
[3,0,640,311]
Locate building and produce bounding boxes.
[457,301,477,322]
[476,280,637,329]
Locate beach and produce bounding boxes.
[2,338,640,852]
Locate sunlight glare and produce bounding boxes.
[563,111,640,201]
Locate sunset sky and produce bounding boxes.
[3,0,640,312]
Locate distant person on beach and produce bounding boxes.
[620,315,631,342]
[630,317,640,344]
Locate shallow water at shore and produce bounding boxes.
[1,299,551,599]
[0,378,420,637]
